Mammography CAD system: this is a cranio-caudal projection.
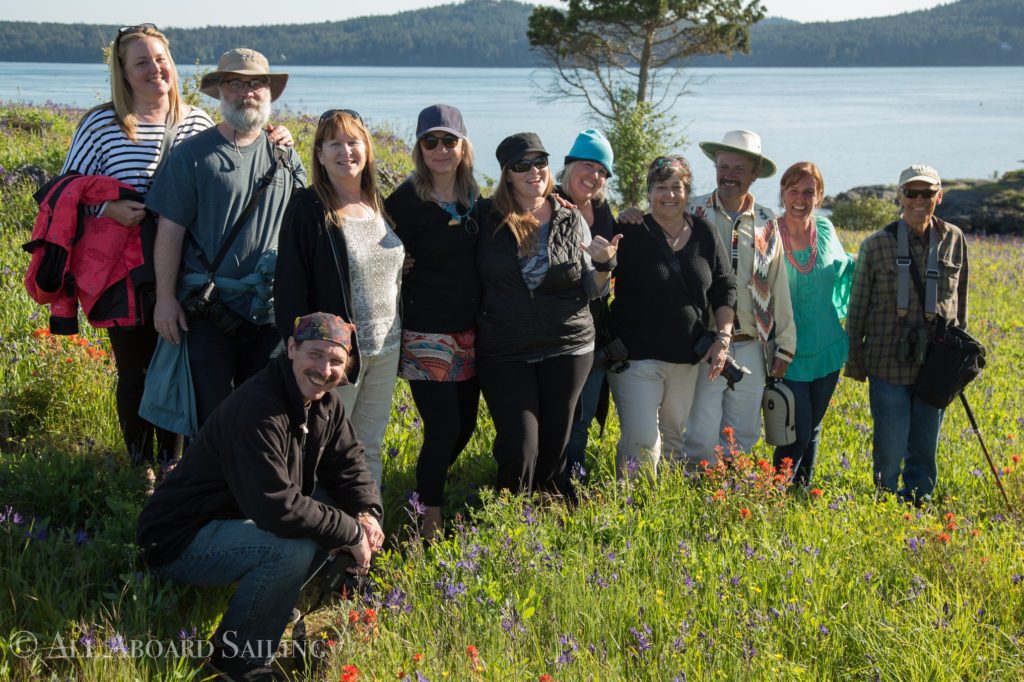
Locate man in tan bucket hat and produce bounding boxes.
[683,130,796,462]
[147,48,306,427]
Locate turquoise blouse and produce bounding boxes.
[783,215,855,382]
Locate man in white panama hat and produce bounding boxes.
[684,130,796,461]
[148,48,306,427]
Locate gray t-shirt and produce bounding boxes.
[147,126,306,323]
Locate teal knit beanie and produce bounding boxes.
[564,129,614,178]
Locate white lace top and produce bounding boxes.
[341,213,404,355]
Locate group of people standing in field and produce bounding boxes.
[34,26,969,680]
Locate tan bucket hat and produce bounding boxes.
[199,48,288,102]
[699,129,777,178]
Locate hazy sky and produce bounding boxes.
[4,0,951,29]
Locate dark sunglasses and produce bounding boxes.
[115,23,157,48]
[319,109,363,124]
[901,188,939,199]
[509,157,549,173]
[420,134,460,150]
[118,23,157,37]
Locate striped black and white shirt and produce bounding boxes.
[62,105,215,197]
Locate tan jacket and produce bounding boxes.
[688,191,796,362]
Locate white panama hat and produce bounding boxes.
[699,129,777,179]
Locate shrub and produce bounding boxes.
[830,196,899,231]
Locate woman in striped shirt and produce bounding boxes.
[61,25,290,474]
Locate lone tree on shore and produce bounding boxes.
[528,0,765,205]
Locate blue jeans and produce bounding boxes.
[564,364,606,484]
[868,375,945,500]
[772,370,840,487]
[157,519,317,665]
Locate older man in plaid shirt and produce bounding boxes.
[845,164,969,503]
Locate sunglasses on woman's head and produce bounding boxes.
[652,157,685,170]
[509,157,549,173]
[420,134,460,150]
[319,108,363,124]
[115,23,157,48]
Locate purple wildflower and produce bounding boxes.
[742,638,757,660]
[905,537,923,552]
[408,491,427,516]
[387,446,399,458]
[818,625,831,636]
[630,624,652,655]
[626,457,639,476]
[178,627,197,640]
[74,529,89,546]
[105,635,127,655]
[1012,574,1023,585]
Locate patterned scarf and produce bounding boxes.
[750,214,779,344]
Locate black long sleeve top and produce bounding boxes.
[609,214,737,364]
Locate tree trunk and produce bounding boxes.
[636,28,655,105]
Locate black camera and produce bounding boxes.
[181,279,216,319]
[694,330,751,390]
[595,337,630,374]
[897,324,930,365]
[181,279,254,342]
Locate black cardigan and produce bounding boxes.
[610,214,736,364]
[274,187,360,381]
[383,178,480,333]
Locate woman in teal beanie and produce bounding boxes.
[557,129,617,492]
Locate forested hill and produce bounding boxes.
[0,0,1020,67]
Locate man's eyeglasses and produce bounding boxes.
[223,78,270,92]
[509,157,549,173]
[901,188,939,199]
[320,109,363,123]
[420,134,460,151]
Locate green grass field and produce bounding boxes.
[1,103,1022,681]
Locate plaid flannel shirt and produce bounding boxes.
[845,217,969,385]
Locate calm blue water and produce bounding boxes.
[2,62,1022,198]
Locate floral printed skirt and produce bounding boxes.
[398,328,476,382]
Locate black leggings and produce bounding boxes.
[107,322,183,466]
[409,378,480,507]
[478,352,592,496]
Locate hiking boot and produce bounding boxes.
[207,647,288,681]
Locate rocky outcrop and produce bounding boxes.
[825,171,1024,234]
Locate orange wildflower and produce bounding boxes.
[700,459,710,469]
[971,528,981,537]
[31,328,51,338]
[739,507,751,519]
[1013,454,1022,464]
[412,653,424,663]
[341,664,360,682]
[713,489,726,502]
[936,532,951,544]
[348,610,360,624]
[466,645,479,660]
[809,488,823,498]
[945,522,958,531]
[943,512,956,522]
[540,675,553,682]
[363,608,378,626]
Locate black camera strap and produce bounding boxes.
[186,139,291,277]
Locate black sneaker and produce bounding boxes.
[207,648,288,681]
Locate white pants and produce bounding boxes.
[608,359,700,477]
[335,345,400,492]
[682,339,766,463]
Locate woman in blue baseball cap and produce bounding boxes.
[384,104,481,539]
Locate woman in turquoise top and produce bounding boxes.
[772,162,855,486]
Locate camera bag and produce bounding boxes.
[761,377,797,446]
[890,221,986,408]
